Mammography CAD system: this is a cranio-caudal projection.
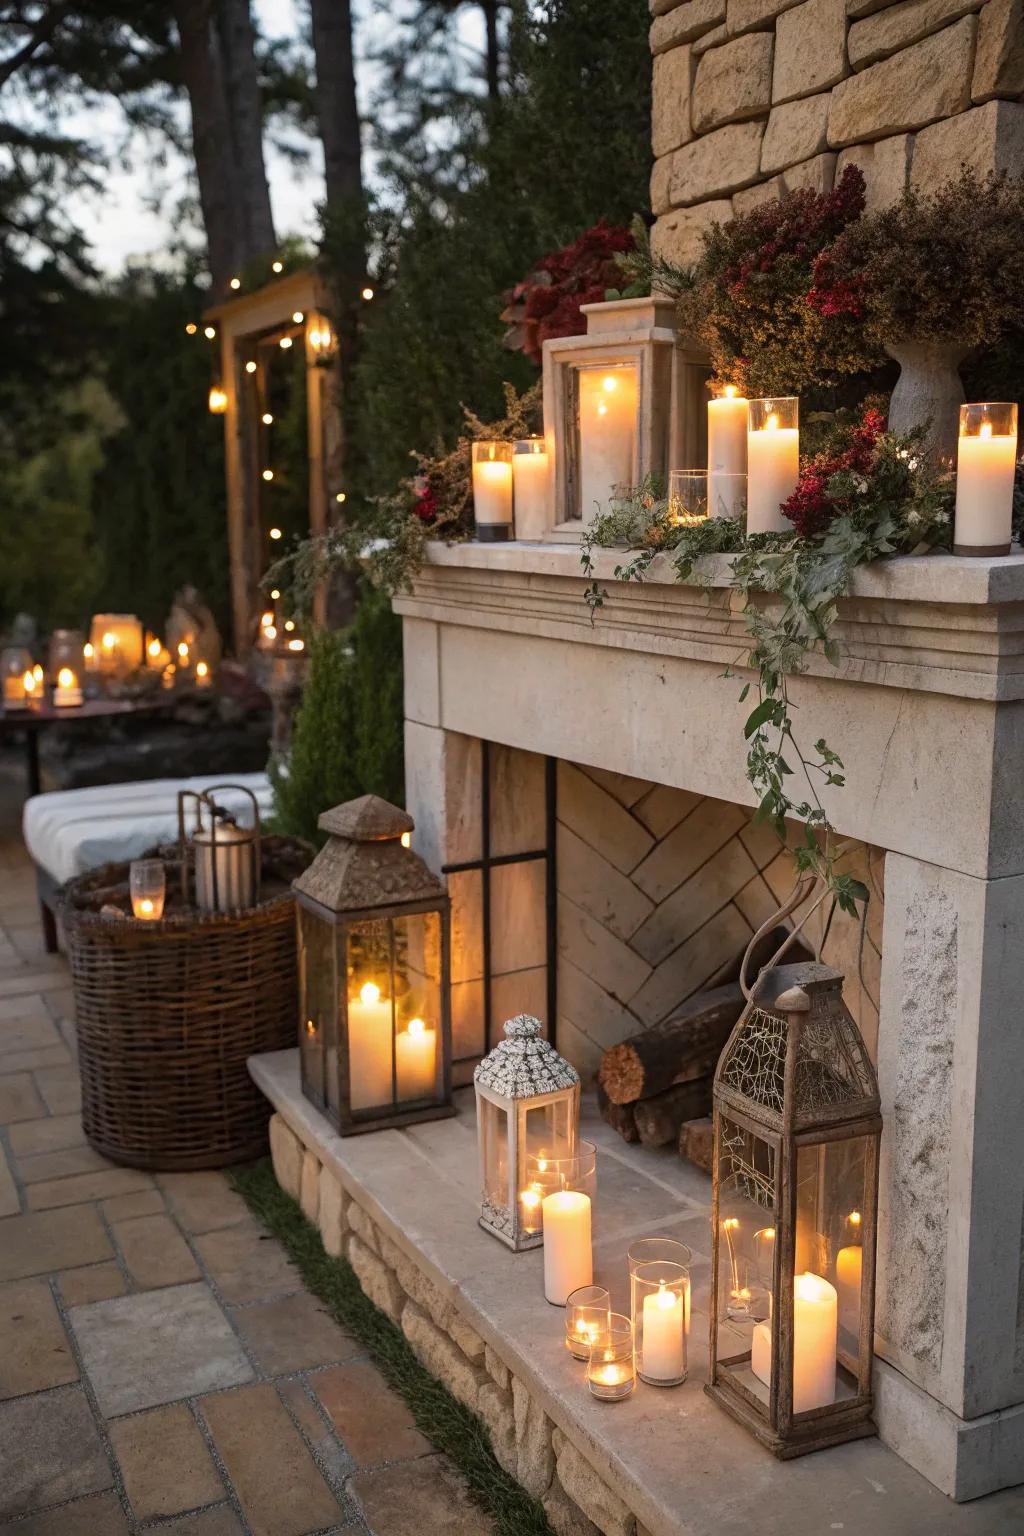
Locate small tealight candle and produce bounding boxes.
[54,667,83,708]
[565,1284,611,1361]
[130,859,166,921]
[954,402,1018,557]
[472,441,514,542]
[195,660,211,688]
[146,637,169,669]
[747,397,799,533]
[587,1313,635,1402]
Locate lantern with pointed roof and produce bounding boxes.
[474,1015,581,1251]
[706,961,881,1458]
[293,794,453,1135]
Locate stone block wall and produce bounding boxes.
[557,759,883,1080]
[650,0,1024,266]
[269,1112,642,1536]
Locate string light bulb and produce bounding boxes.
[185,322,197,336]
[279,336,293,350]
[269,527,283,540]
[269,588,281,599]
[245,360,257,374]
[287,638,304,651]
[83,642,94,661]
[203,326,216,340]
[272,259,283,273]
[292,311,304,324]
[335,491,346,504]
[284,620,295,632]
[361,286,374,301]
[261,412,273,425]
[262,468,274,481]
[260,611,274,628]
[263,623,277,640]
[196,660,209,679]
[229,277,241,291]
[208,385,228,414]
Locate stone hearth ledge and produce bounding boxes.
[249,1050,1024,1536]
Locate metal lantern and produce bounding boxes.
[293,794,453,1135]
[178,784,262,913]
[707,961,881,1458]
[474,1014,581,1251]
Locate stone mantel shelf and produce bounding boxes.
[251,1051,1024,1536]
[393,540,1024,704]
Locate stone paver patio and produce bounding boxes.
[0,761,494,1536]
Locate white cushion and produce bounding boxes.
[24,773,273,885]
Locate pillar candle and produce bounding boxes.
[747,400,799,534]
[348,981,393,1111]
[835,1244,862,1335]
[708,387,748,519]
[542,1190,592,1305]
[749,1272,837,1413]
[954,405,1018,556]
[512,438,549,539]
[54,668,83,708]
[396,1016,436,1100]
[641,1284,685,1383]
[472,442,513,540]
[578,367,638,521]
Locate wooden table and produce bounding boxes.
[0,695,174,799]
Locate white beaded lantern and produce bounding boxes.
[474,1015,581,1251]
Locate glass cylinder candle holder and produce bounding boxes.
[53,667,83,708]
[668,470,709,527]
[954,402,1018,557]
[747,398,799,534]
[46,629,85,684]
[577,364,639,521]
[2,647,35,710]
[539,1141,598,1306]
[633,1260,688,1387]
[708,385,748,520]
[130,860,166,921]
[566,1284,611,1360]
[472,441,514,542]
[627,1237,693,1332]
[587,1314,635,1402]
[512,437,549,540]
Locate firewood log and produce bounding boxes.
[679,1116,714,1173]
[634,1077,714,1148]
[597,1083,639,1143]
[598,984,744,1106]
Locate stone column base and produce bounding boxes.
[875,1357,1024,1501]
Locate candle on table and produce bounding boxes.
[90,614,144,673]
[750,1272,837,1413]
[130,859,166,920]
[578,367,638,521]
[747,397,799,534]
[587,1313,635,1401]
[176,641,191,671]
[54,667,83,708]
[83,642,95,669]
[512,437,549,539]
[566,1284,611,1360]
[22,670,38,704]
[835,1210,863,1335]
[708,385,748,519]
[146,637,169,670]
[195,660,211,688]
[519,1185,543,1237]
[641,1283,685,1384]
[347,981,394,1111]
[396,1015,436,1100]
[542,1189,592,1305]
[954,403,1018,557]
[472,441,513,541]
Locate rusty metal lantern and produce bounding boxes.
[707,960,881,1458]
[292,794,453,1135]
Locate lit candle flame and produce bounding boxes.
[102,632,116,651]
[408,1017,426,1037]
[848,1210,862,1228]
[196,661,209,679]
[139,899,154,916]
[602,375,618,393]
[57,667,74,688]
[400,831,411,848]
[724,384,737,399]
[23,670,36,694]
[764,412,780,432]
[177,642,189,660]
[84,643,94,660]
[148,639,162,658]
[360,981,381,1006]
[979,421,993,439]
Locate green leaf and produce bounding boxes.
[744,698,776,738]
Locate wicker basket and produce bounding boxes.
[60,837,311,1171]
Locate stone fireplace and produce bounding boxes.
[395,539,1024,1503]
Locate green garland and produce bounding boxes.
[580,429,954,911]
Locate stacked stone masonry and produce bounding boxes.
[650,0,1024,266]
[269,1111,632,1536]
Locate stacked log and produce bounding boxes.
[597,926,811,1161]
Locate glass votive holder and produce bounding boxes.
[954,401,1019,557]
[633,1260,688,1387]
[130,860,166,921]
[587,1313,635,1402]
[707,471,746,521]
[668,470,709,527]
[472,440,513,543]
[627,1237,692,1331]
[566,1284,611,1360]
[526,1140,597,1203]
[724,1256,771,1323]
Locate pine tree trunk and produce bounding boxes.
[173,0,242,295]
[310,0,363,210]
[481,0,500,100]
[214,0,276,261]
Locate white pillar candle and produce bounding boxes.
[542,1190,592,1305]
[396,1016,436,1100]
[708,387,748,519]
[749,1272,837,1412]
[641,1283,685,1383]
[472,441,513,539]
[835,1244,862,1335]
[54,667,83,708]
[348,981,394,1111]
[578,367,638,521]
[747,399,799,534]
[512,438,549,539]
[954,404,1018,556]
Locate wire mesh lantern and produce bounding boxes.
[293,794,453,1135]
[706,961,881,1458]
[474,1015,581,1251]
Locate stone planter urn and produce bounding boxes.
[885,339,967,466]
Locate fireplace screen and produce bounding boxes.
[442,740,557,1083]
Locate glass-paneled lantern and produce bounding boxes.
[707,962,881,1458]
[293,794,454,1135]
[474,1015,580,1251]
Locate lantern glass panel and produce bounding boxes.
[572,363,639,522]
[480,1096,510,1210]
[796,1135,871,1382]
[341,911,443,1115]
[715,1115,779,1412]
[298,908,337,1112]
